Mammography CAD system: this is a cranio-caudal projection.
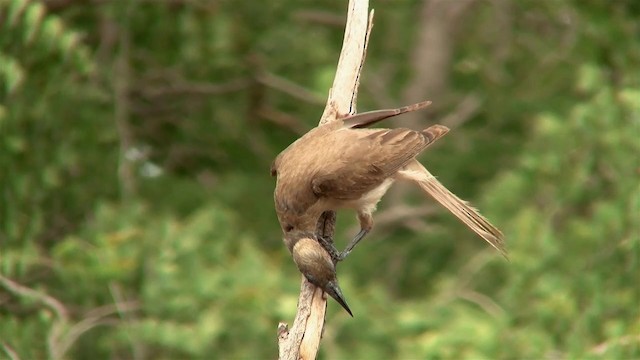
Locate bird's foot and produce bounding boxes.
[337,250,350,261]
[317,235,342,263]
[337,228,369,261]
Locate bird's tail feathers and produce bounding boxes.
[399,160,508,258]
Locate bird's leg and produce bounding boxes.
[339,211,373,260]
[317,235,342,263]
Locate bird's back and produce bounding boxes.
[272,124,435,216]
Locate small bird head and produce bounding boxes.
[291,237,353,316]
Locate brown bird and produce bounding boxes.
[271,101,506,315]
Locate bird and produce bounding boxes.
[271,100,506,315]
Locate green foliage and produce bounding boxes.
[1,0,638,359]
[322,59,640,359]
[415,62,640,359]
[1,0,94,90]
[2,201,295,358]
[1,0,109,256]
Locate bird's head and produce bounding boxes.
[290,236,353,316]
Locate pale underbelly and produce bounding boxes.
[315,177,396,214]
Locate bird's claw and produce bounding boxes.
[317,235,342,263]
[337,250,350,261]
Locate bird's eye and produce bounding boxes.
[284,224,294,232]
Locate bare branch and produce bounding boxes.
[456,289,507,318]
[0,275,68,359]
[0,275,142,360]
[590,335,640,355]
[278,0,372,358]
[109,283,146,360]
[1,343,20,360]
[54,299,139,359]
[439,94,482,129]
[0,275,68,322]
[278,280,328,359]
[258,107,309,135]
[345,204,436,235]
[320,0,372,124]
[257,73,325,105]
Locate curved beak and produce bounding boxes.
[325,281,353,317]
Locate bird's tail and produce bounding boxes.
[399,160,508,258]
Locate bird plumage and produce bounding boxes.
[272,101,506,315]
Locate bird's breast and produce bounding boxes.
[330,177,396,213]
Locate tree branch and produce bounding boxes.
[277,0,372,358]
[257,72,325,105]
[0,274,68,359]
[1,343,20,360]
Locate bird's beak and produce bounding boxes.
[325,281,353,317]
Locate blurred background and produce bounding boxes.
[1,0,638,358]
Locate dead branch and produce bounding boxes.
[277,0,372,358]
[345,204,436,235]
[456,289,506,318]
[439,94,482,129]
[258,107,309,135]
[1,343,20,360]
[590,335,640,355]
[0,274,141,359]
[257,72,325,105]
[55,300,139,359]
[0,274,68,359]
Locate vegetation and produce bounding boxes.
[1,0,638,358]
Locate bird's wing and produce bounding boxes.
[273,100,431,176]
[340,101,432,129]
[312,125,448,201]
